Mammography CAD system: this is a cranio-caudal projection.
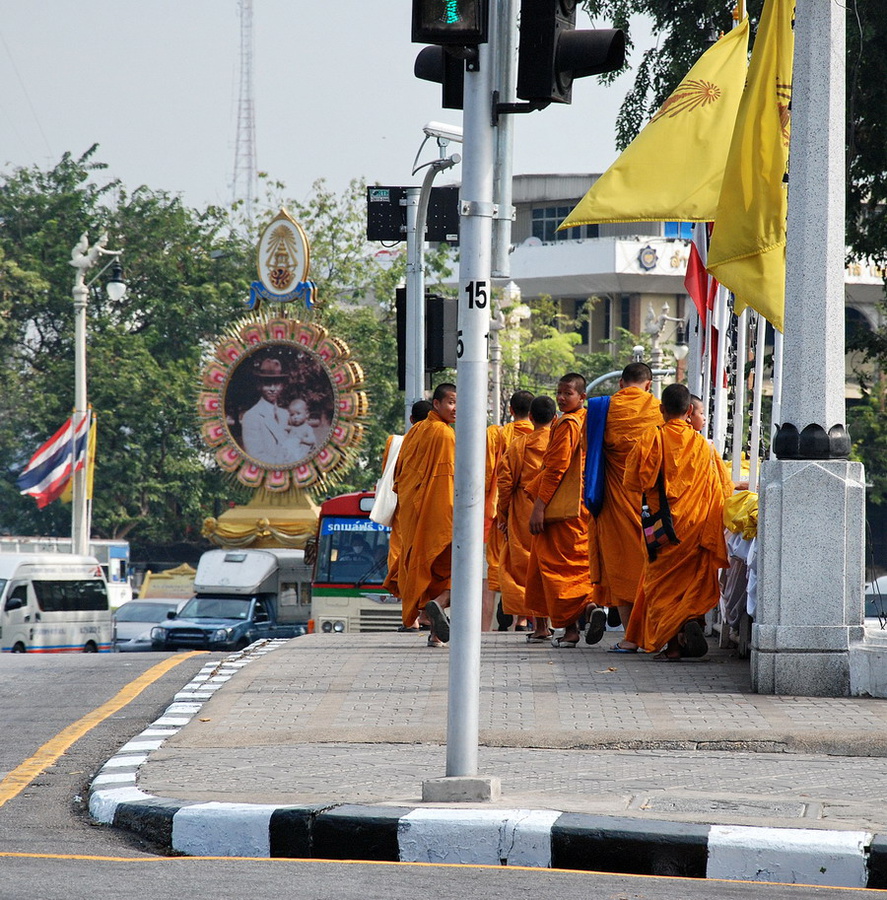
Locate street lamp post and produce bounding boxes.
[69,233,126,556]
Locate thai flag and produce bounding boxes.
[17,415,90,509]
[684,222,718,327]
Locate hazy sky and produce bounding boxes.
[0,1,654,212]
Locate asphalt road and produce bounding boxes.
[0,651,212,857]
[2,652,884,899]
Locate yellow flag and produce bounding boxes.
[707,0,794,332]
[60,413,97,504]
[559,19,750,229]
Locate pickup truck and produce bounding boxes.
[150,548,310,651]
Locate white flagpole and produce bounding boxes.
[770,329,784,457]
[747,312,766,490]
[711,284,730,454]
[731,307,749,483]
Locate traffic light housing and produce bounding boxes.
[517,0,625,106]
[412,0,489,45]
[414,45,465,110]
[396,288,459,390]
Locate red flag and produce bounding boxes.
[685,222,718,326]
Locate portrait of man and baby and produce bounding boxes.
[224,347,335,467]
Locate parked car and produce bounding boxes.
[113,597,186,651]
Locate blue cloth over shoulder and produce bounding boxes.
[584,395,610,517]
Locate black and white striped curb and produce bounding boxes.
[90,643,887,889]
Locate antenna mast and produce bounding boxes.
[233,0,258,220]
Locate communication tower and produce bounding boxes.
[232,0,258,220]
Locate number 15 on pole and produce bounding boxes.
[459,279,489,363]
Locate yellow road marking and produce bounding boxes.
[0,651,206,808]
[0,854,880,891]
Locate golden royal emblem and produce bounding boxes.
[651,78,722,123]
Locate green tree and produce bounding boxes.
[0,147,254,544]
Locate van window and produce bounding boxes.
[33,580,108,612]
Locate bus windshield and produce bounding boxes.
[314,517,390,586]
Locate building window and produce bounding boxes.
[664,221,694,240]
[532,206,599,242]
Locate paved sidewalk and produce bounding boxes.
[90,631,887,888]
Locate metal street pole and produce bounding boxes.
[405,156,461,430]
[69,233,125,557]
[447,27,496,778]
[404,188,425,429]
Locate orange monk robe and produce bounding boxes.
[383,409,454,628]
[623,420,733,652]
[524,408,593,628]
[485,420,534,592]
[497,426,550,617]
[588,387,663,606]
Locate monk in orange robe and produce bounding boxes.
[497,395,556,641]
[485,390,534,630]
[383,384,456,647]
[587,362,663,648]
[525,374,605,647]
[623,383,733,660]
[382,400,432,629]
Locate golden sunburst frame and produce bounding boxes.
[198,209,368,549]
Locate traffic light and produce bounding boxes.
[516,0,625,106]
[414,45,465,110]
[412,0,489,45]
[396,288,459,389]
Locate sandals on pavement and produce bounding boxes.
[427,635,447,648]
[681,620,708,658]
[550,635,579,648]
[607,642,637,654]
[425,600,450,643]
[526,632,554,644]
[584,607,608,645]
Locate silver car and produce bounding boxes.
[113,598,186,651]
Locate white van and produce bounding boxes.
[0,554,111,653]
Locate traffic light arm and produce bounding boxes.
[491,90,549,124]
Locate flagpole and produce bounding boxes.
[731,307,748,483]
[747,312,766,490]
[770,329,784,456]
[711,285,730,454]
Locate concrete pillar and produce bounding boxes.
[752,0,866,695]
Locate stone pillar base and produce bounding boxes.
[751,459,865,696]
[422,776,502,803]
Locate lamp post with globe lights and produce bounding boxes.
[70,233,126,556]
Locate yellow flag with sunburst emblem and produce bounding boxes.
[707,0,795,332]
[559,18,749,229]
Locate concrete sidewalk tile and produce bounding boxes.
[172,801,281,857]
[707,824,871,888]
[550,813,708,877]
